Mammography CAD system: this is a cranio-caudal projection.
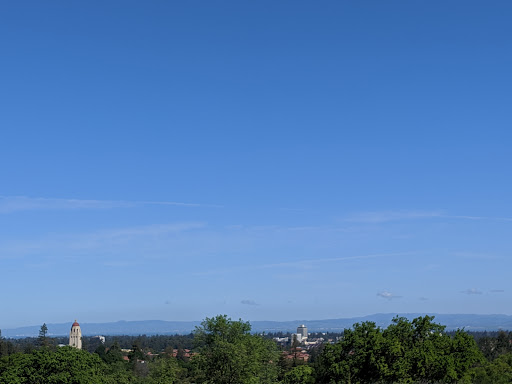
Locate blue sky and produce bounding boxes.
[1,1,511,329]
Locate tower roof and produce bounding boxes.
[72,320,80,327]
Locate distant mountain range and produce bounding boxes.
[3,314,512,338]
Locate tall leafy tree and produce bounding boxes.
[0,347,113,383]
[316,321,388,384]
[0,330,4,358]
[465,353,512,384]
[193,315,279,384]
[147,355,182,384]
[316,315,483,384]
[103,341,124,365]
[38,323,49,348]
[283,365,315,384]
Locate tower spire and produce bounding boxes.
[69,319,82,349]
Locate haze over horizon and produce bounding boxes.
[1,1,511,330]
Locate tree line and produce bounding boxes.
[1,315,512,383]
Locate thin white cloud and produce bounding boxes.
[239,224,356,234]
[262,252,413,269]
[95,223,205,239]
[241,299,259,306]
[444,215,512,222]
[59,222,206,253]
[451,252,502,261]
[194,252,414,276]
[377,291,402,300]
[0,222,206,259]
[461,288,483,295]
[344,210,444,223]
[0,195,218,213]
[102,261,140,268]
[343,210,512,224]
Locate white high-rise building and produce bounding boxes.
[297,324,308,339]
[69,320,82,349]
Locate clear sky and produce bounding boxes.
[1,1,511,329]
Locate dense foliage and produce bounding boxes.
[1,316,512,383]
[193,315,280,384]
[0,347,113,383]
[315,316,484,383]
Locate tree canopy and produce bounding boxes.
[2,315,509,383]
[316,315,484,384]
[0,346,110,384]
[193,314,280,384]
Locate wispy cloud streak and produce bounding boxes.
[194,252,414,276]
[461,288,483,295]
[344,210,443,223]
[258,252,413,270]
[343,210,512,223]
[0,196,219,213]
[443,215,512,222]
[0,222,206,259]
[241,300,259,306]
[377,291,402,300]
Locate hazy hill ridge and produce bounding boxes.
[3,314,512,338]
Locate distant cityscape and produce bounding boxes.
[3,314,512,383]
[3,313,512,338]
[64,320,322,362]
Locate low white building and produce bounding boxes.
[291,333,303,343]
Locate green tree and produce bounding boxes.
[193,315,279,384]
[0,330,4,358]
[176,346,187,362]
[464,353,512,384]
[128,343,145,364]
[316,316,483,384]
[283,365,315,384]
[316,320,390,383]
[449,329,485,381]
[38,323,49,348]
[0,347,115,384]
[147,355,181,383]
[103,341,124,365]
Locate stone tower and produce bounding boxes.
[69,320,82,349]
